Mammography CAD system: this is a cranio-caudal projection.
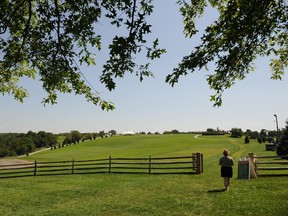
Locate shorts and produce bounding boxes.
[221,166,233,178]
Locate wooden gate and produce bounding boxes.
[248,153,288,177]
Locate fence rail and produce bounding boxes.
[248,153,288,177]
[0,153,203,178]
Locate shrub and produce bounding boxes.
[277,120,288,155]
[245,136,250,144]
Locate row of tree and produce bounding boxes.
[0,131,57,157]
[230,128,278,144]
[0,130,118,157]
[201,128,227,136]
[230,123,288,156]
[61,130,117,146]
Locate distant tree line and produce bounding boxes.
[231,128,278,144]
[201,127,279,144]
[0,129,119,158]
[243,129,278,144]
[201,128,227,136]
[163,129,213,135]
[230,125,288,156]
[62,130,117,146]
[199,127,280,145]
[163,129,181,134]
[0,131,57,157]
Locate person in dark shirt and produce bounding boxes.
[219,149,234,191]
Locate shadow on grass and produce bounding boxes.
[207,189,226,193]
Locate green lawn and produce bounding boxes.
[0,134,287,216]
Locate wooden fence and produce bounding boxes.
[248,153,288,177]
[0,153,203,178]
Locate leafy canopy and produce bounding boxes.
[0,0,287,108]
[0,0,165,110]
[166,0,288,106]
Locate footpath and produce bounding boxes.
[0,147,50,166]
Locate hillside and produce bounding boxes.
[1,134,287,216]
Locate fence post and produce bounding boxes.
[248,152,258,175]
[148,155,151,175]
[248,152,254,162]
[109,156,112,174]
[192,153,195,172]
[201,153,203,173]
[34,161,37,176]
[72,158,75,174]
[196,153,201,174]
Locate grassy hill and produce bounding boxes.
[0,134,286,216]
[27,134,247,160]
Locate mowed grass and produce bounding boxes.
[0,134,287,216]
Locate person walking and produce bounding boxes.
[219,149,234,191]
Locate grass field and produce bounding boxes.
[0,134,287,216]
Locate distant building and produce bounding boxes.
[122,131,135,135]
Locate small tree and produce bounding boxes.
[250,131,259,139]
[92,133,97,140]
[171,129,180,134]
[63,134,72,146]
[245,136,250,144]
[70,130,82,144]
[230,128,243,138]
[244,129,252,136]
[99,131,105,138]
[277,120,288,156]
[109,130,117,136]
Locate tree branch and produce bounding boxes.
[54,0,62,55]
[20,0,32,49]
[0,0,27,34]
[129,0,137,37]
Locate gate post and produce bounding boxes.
[248,152,254,162]
[248,152,258,176]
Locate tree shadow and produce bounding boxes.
[207,189,226,193]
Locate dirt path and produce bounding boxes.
[0,158,31,166]
[0,147,50,167]
[229,138,246,160]
[18,147,50,158]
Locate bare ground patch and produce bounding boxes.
[0,158,32,169]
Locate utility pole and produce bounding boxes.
[274,114,279,144]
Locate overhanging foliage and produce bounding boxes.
[1,0,287,108]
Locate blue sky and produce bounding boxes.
[0,1,287,134]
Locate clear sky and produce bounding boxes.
[0,1,287,134]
